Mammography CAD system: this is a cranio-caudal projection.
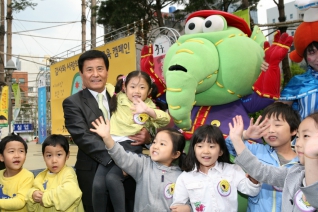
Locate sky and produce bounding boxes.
[9,0,295,64]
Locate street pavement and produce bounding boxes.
[24,141,149,174]
[23,141,78,172]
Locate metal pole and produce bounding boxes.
[0,0,5,82]
[6,0,12,61]
[91,0,96,48]
[81,0,86,52]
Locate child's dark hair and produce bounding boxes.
[305,111,318,128]
[0,134,28,154]
[158,128,186,167]
[183,125,231,172]
[260,102,301,140]
[304,41,318,65]
[42,134,70,155]
[109,70,162,113]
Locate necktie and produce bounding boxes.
[97,93,108,120]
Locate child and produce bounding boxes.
[92,70,171,211]
[0,134,34,212]
[171,125,261,212]
[225,102,301,212]
[26,135,84,212]
[90,117,189,212]
[229,114,318,211]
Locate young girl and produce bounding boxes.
[229,114,318,211]
[90,117,189,212]
[171,125,261,212]
[0,134,34,212]
[92,70,171,211]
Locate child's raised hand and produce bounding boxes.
[244,116,269,140]
[90,116,110,140]
[229,115,244,141]
[131,98,149,114]
[32,190,43,203]
[229,115,247,154]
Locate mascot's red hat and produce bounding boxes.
[289,1,318,63]
[186,10,252,37]
[289,21,318,63]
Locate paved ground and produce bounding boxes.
[24,141,149,173]
[24,141,78,171]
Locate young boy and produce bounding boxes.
[0,134,34,212]
[26,135,84,212]
[226,102,301,212]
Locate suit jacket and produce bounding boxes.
[62,88,112,207]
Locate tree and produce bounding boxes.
[97,0,186,45]
[10,0,37,12]
[273,0,291,86]
[0,0,37,83]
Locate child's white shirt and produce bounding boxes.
[172,161,261,212]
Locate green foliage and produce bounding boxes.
[11,0,37,13]
[184,0,260,13]
[290,62,306,77]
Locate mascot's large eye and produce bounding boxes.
[203,15,227,33]
[185,17,204,34]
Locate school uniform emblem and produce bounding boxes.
[217,179,231,196]
[294,190,315,212]
[133,113,149,124]
[164,183,175,199]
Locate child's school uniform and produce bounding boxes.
[226,138,298,212]
[0,168,34,212]
[235,148,318,212]
[172,161,261,212]
[108,142,182,212]
[26,165,84,212]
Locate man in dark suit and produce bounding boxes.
[63,50,150,212]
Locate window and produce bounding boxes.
[272,19,275,23]
[290,14,293,19]
[19,78,25,84]
[12,78,16,83]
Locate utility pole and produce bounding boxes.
[0,0,5,83]
[91,0,96,49]
[6,0,12,61]
[81,0,86,52]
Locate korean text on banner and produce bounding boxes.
[38,75,47,144]
[50,34,137,135]
[12,83,21,121]
[0,86,9,127]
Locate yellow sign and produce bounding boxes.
[50,34,137,135]
[0,86,9,127]
[233,8,250,28]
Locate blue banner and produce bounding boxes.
[38,84,47,144]
[13,123,34,133]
